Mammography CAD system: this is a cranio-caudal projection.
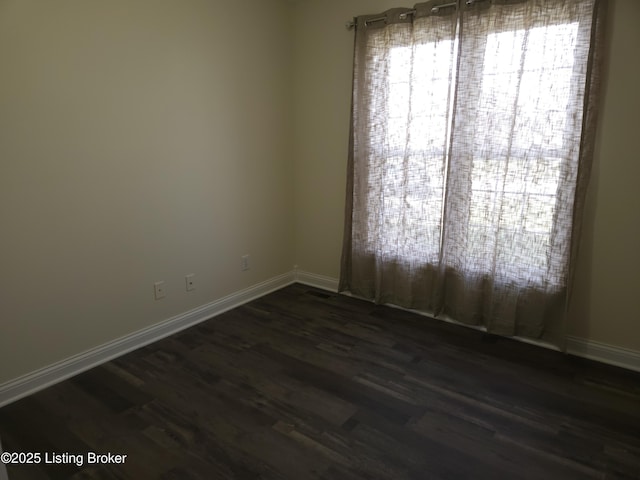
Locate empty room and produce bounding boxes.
[0,0,639,478]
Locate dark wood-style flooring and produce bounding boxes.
[1,284,639,479]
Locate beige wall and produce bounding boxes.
[291,0,640,351]
[568,0,640,349]
[0,0,638,387]
[0,0,294,384]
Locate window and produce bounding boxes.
[372,41,455,264]
[341,0,604,340]
[368,21,583,285]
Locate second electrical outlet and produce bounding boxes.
[241,254,250,271]
[185,274,196,291]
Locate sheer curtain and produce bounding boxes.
[340,0,606,345]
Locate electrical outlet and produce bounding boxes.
[185,274,195,291]
[154,281,166,300]
[241,254,250,271]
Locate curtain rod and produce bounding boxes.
[346,0,471,30]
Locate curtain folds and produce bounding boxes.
[340,0,606,346]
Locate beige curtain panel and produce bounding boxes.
[340,0,606,346]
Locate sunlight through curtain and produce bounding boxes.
[340,0,606,345]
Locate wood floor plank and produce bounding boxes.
[1,284,639,479]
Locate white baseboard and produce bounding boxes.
[294,269,340,292]
[565,336,640,373]
[0,272,296,408]
[294,271,640,373]
[2,270,638,408]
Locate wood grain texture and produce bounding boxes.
[1,284,639,479]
